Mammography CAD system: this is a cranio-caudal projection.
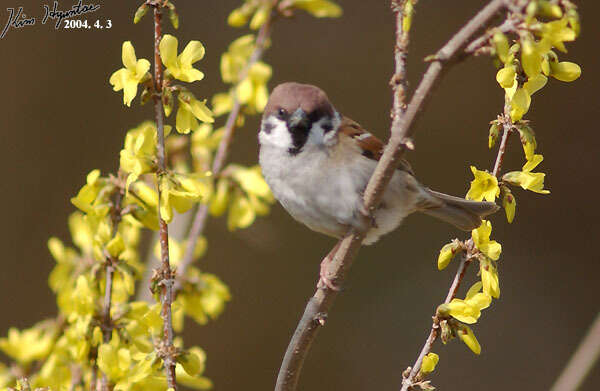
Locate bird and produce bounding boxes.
[258,82,498,288]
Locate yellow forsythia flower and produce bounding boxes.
[109,41,150,106]
[538,18,576,53]
[159,173,212,223]
[502,154,550,194]
[119,122,158,190]
[466,167,500,202]
[236,62,272,113]
[179,273,231,325]
[472,220,501,261]
[160,34,206,83]
[176,92,215,134]
[0,326,54,365]
[446,282,491,324]
[421,352,439,374]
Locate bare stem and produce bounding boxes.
[175,3,278,293]
[97,190,123,391]
[550,312,600,391]
[151,3,177,388]
[274,1,510,391]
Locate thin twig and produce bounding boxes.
[151,2,177,388]
[400,248,474,391]
[98,190,123,391]
[175,3,279,293]
[550,312,600,391]
[274,1,510,391]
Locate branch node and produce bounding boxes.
[401,137,415,150]
[314,313,327,326]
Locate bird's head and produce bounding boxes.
[259,82,339,155]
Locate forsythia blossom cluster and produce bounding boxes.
[0,1,344,389]
[423,1,581,380]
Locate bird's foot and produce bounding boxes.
[318,256,341,291]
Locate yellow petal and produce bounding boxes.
[492,32,509,63]
[481,260,501,299]
[159,34,179,69]
[523,154,544,172]
[459,325,481,355]
[176,102,198,134]
[510,88,531,122]
[122,79,138,107]
[227,193,255,231]
[523,74,547,96]
[179,40,206,66]
[109,68,127,91]
[521,39,542,78]
[465,281,483,300]
[122,41,137,70]
[189,99,214,123]
[135,59,151,79]
[237,77,254,104]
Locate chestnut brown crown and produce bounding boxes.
[263,82,336,122]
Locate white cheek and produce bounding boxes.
[306,114,341,147]
[259,117,292,149]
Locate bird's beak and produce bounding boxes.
[288,108,310,131]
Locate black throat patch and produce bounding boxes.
[287,123,311,156]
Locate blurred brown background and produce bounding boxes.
[1,0,599,389]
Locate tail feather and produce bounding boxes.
[419,189,499,231]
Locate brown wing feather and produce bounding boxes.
[338,116,414,176]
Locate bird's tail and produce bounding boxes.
[418,189,499,231]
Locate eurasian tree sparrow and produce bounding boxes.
[258,83,498,288]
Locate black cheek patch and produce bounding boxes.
[263,122,275,134]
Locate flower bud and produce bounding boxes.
[550,61,581,82]
[488,121,500,149]
[133,4,148,24]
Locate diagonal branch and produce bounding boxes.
[175,3,279,293]
[274,1,510,391]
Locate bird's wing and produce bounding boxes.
[338,116,415,176]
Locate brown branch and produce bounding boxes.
[174,3,279,293]
[98,190,123,391]
[150,2,177,388]
[274,1,511,391]
[550,312,600,391]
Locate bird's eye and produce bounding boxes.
[277,108,287,118]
